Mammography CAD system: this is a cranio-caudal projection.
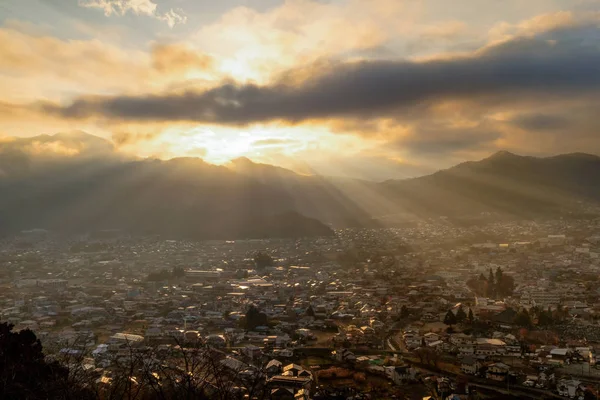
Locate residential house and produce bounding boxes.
[460,356,480,375]
[428,340,446,352]
[450,333,473,346]
[205,334,226,348]
[332,348,356,363]
[242,344,262,360]
[270,387,295,400]
[423,332,441,345]
[385,365,416,385]
[403,331,423,350]
[475,338,506,356]
[266,359,283,376]
[486,363,510,382]
[268,364,313,400]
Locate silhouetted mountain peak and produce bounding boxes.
[228,156,299,178]
[486,150,519,161]
[230,156,254,165]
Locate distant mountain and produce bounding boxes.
[0,132,599,237]
[379,151,600,221]
[0,133,334,239]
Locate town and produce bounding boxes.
[2,218,600,400]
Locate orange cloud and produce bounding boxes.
[151,44,214,74]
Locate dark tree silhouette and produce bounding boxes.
[245,305,268,330]
[172,266,185,278]
[400,305,410,319]
[496,273,515,297]
[253,251,274,270]
[444,310,457,326]
[0,322,92,400]
[513,309,533,327]
[305,305,315,317]
[147,269,172,282]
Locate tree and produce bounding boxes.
[400,305,410,319]
[0,323,93,400]
[468,308,474,324]
[253,251,274,270]
[245,305,268,330]
[172,266,185,278]
[305,305,315,317]
[487,268,495,298]
[513,309,532,327]
[444,310,457,326]
[538,310,554,326]
[147,269,171,282]
[1,322,271,400]
[495,267,503,287]
[497,274,515,297]
[456,306,467,323]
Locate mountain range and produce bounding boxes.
[1,132,599,239]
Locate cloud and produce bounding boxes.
[79,0,155,16]
[158,9,187,28]
[78,0,187,27]
[188,0,418,82]
[488,11,578,42]
[151,44,214,73]
[508,113,572,131]
[0,25,152,103]
[39,22,600,126]
[112,131,159,146]
[0,131,115,160]
[395,124,501,156]
[496,104,600,155]
[0,24,221,107]
[251,138,299,148]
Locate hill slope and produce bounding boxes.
[1,131,599,236]
[0,133,336,239]
[380,151,600,221]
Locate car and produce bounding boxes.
[523,380,535,387]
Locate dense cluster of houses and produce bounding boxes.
[0,219,600,397]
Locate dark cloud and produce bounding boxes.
[509,113,572,131]
[396,125,501,156]
[38,23,600,126]
[112,131,159,146]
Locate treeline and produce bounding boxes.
[443,305,474,326]
[466,267,514,299]
[511,305,571,328]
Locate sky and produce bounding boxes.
[0,0,599,180]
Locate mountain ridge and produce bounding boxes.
[1,132,600,237]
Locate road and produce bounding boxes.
[387,337,398,352]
